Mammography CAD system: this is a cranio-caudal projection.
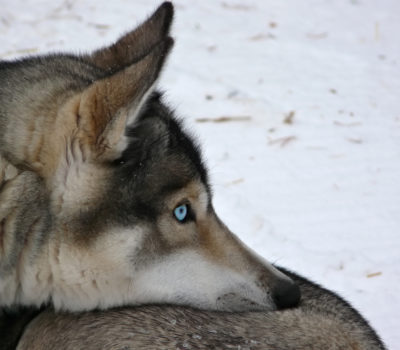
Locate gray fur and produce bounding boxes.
[0,157,50,279]
[17,269,386,350]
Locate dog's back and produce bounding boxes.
[16,269,386,350]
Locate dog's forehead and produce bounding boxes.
[107,95,211,221]
[166,180,209,207]
[132,152,210,204]
[120,93,209,186]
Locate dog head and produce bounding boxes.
[11,3,300,312]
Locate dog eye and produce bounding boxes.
[173,204,189,223]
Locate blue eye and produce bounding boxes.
[174,204,188,222]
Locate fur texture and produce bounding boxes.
[17,269,387,350]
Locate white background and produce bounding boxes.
[1,0,399,348]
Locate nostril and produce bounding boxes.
[272,280,301,310]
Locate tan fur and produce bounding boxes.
[77,58,152,160]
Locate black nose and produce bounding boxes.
[272,279,301,310]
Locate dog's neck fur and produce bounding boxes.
[0,155,142,310]
[0,156,51,306]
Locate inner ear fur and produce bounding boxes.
[78,37,174,160]
[86,2,174,72]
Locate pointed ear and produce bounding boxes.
[78,37,173,160]
[86,2,173,72]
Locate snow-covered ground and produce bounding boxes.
[1,0,399,348]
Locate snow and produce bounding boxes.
[1,0,399,348]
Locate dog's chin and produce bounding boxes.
[215,293,275,312]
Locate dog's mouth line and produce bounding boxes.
[215,292,272,312]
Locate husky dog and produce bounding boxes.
[15,268,386,350]
[0,2,300,316]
